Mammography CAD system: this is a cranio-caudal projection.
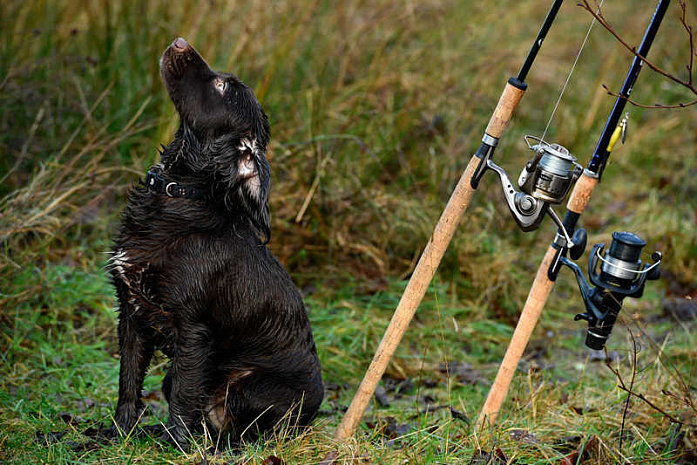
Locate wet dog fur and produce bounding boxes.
[106,37,323,448]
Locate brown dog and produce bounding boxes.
[107,37,323,448]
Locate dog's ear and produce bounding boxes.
[244,113,271,243]
[245,195,271,244]
[241,150,271,244]
[214,135,271,244]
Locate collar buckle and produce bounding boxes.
[165,182,177,197]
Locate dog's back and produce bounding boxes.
[109,38,323,447]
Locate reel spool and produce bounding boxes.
[589,231,662,295]
[559,231,662,350]
[518,136,582,204]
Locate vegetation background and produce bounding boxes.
[1,0,695,463]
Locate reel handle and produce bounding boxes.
[569,228,588,260]
[486,158,548,231]
[559,256,604,320]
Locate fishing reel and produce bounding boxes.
[486,136,583,233]
[559,231,662,350]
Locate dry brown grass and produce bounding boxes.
[1,0,696,463]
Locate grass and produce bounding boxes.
[2,0,697,463]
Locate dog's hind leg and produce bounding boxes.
[221,374,324,442]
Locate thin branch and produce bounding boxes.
[630,319,694,404]
[618,330,638,452]
[615,384,692,427]
[679,1,694,86]
[605,320,697,428]
[579,0,697,107]
[580,0,696,91]
[601,84,697,109]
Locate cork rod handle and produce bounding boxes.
[336,155,480,440]
[566,173,599,214]
[485,82,526,139]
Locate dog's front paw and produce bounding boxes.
[114,401,144,437]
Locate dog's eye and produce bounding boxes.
[214,79,227,94]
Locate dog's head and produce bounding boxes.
[160,38,271,242]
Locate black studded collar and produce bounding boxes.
[144,167,208,200]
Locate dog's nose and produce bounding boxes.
[173,37,188,51]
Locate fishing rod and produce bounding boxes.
[478,0,670,428]
[332,0,565,442]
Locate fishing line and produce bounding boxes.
[541,0,605,143]
[482,3,608,237]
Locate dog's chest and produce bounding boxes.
[108,247,174,343]
[108,248,152,295]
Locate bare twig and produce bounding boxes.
[630,319,697,419]
[615,383,690,427]
[678,1,694,86]
[613,329,638,453]
[600,84,697,109]
[605,322,697,428]
[580,0,697,108]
